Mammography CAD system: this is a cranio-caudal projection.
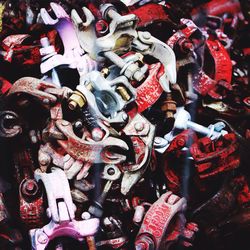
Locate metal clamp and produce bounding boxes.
[30,168,99,249]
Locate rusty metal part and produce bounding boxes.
[12,147,45,230]
[167,129,197,153]
[0,111,22,138]
[161,92,176,121]
[7,77,57,106]
[190,133,240,179]
[55,119,128,164]
[42,101,65,142]
[7,77,71,107]
[19,179,45,229]
[38,142,65,172]
[135,31,176,92]
[191,0,241,18]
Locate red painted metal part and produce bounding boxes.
[191,0,241,17]
[13,149,45,229]
[0,77,12,94]
[135,192,180,249]
[129,3,172,28]
[235,176,250,206]
[193,39,232,99]
[167,19,199,49]
[19,182,45,229]
[135,192,197,249]
[136,63,164,113]
[190,133,240,179]
[206,39,232,84]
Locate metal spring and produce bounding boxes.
[82,107,98,131]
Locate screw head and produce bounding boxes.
[142,32,151,40]
[74,120,83,129]
[154,137,162,144]
[91,128,104,141]
[81,211,91,220]
[134,122,144,132]
[37,232,48,244]
[107,167,115,175]
[22,179,38,196]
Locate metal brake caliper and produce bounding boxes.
[30,168,99,250]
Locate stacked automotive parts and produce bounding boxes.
[0,0,249,249]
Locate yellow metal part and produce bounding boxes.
[116,86,131,101]
[101,68,110,78]
[68,90,87,110]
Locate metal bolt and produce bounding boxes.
[116,86,131,101]
[177,138,185,147]
[68,91,87,110]
[37,232,48,244]
[107,167,115,175]
[122,113,128,121]
[101,68,110,77]
[82,211,91,220]
[22,179,38,196]
[74,120,83,129]
[134,122,144,132]
[39,153,51,166]
[154,137,162,144]
[142,32,151,40]
[95,19,109,34]
[25,181,35,192]
[43,98,50,104]
[91,128,104,141]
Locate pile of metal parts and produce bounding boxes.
[0,0,249,249]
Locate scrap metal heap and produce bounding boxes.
[0,0,249,249]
